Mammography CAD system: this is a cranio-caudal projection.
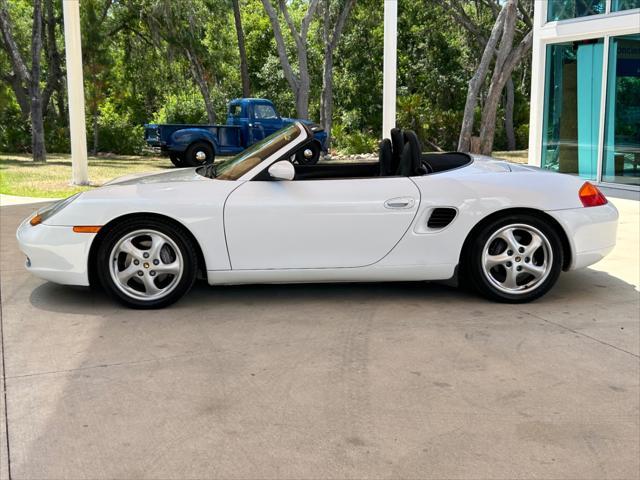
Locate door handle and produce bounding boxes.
[384,197,415,209]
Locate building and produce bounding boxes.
[528,0,640,190]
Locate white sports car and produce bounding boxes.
[17,122,618,308]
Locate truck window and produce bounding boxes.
[230,104,242,117]
[254,104,278,120]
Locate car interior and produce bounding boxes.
[272,127,472,181]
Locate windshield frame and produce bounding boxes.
[198,122,309,181]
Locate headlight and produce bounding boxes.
[29,193,81,226]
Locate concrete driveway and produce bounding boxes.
[1,197,638,480]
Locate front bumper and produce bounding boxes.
[16,216,94,286]
[549,202,619,270]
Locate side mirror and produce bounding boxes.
[268,160,295,181]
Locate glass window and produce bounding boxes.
[542,40,604,180]
[547,0,606,21]
[612,0,640,11]
[203,124,301,180]
[229,104,242,117]
[602,34,640,186]
[254,104,278,119]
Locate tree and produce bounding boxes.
[144,0,227,124]
[319,0,356,148]
[444,0,533,154]
[232,0,251,97]
[260,0,320,119]
[82,0,114,154]
[0,0,48,161]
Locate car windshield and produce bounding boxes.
[198,123,302,180]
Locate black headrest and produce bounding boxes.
[397,130,426,176]
[390,128,404,173]
[378,138,393,176]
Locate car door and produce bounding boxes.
[251,103,282,140]
[224,176,420,270]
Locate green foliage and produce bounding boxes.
[332,123,378,155]
[0,0,532,156]
[88,101,146,154]
[152,92,210,124]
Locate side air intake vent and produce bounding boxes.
[427,208,457,229]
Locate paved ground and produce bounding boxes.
[0,197,638,480]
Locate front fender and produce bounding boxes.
[170,128,219,153]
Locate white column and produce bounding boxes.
[62,0,89,185]
[527,0,546,167]
[382,0,397,140]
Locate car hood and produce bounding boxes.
[104,167,206,186]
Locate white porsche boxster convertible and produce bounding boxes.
[17,122,618,308]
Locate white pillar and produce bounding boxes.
[382,0,397,140]
[62,0,89,185]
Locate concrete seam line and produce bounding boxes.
[0,281,12,479]
[524,311,640,360]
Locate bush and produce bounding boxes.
[88,100,146,154]
[332,123,378,155]
[151,92,209,124]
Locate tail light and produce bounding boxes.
[579,182,608,207]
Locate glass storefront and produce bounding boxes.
[541,40,604,179]
[603,34,640,186]
[547,0,606,21]
[611,0,640,12]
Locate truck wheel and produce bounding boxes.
[295,142,320,165]
[184,142,215,167]
[169,153,184,167]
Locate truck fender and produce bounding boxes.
[169,128,219,154]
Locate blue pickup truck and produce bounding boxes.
[144,98,328,167]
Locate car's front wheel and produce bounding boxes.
[96,218,198,308]
[466,215,563,303]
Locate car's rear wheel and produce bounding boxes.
[184,141,215,167]
[169,153,184,167]
[467,214,563,303]
[96,218,198,309]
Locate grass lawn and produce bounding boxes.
[0,152,171,198]
[492,150,529,164]
[1,149,531,199]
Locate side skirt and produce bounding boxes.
[207,264,456,286]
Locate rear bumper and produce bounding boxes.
[548,203,618,270]
[16,217,93,286]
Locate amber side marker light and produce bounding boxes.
[29,214,42,226]
[579,182,608,207]
[73,226,102,233]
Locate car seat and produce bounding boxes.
[390,128,404,174]
[397,130,429,176]
[379,138,393,176]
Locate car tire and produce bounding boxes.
[466,214,563,303]
[169,153,185,167]
[96,218,199,309]
[184,142,215,167]
[295,141,321,165]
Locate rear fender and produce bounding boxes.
[170,128,219,154]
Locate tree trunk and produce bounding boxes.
[30,0,46,162]
[186,49,216,124]
[505,76,516,151]
[320,0,356,148]
[478,29,533,155]
[232,0,250,97]
[92,110,99,155]
[261,0,320,119]
[457,2,508,152]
